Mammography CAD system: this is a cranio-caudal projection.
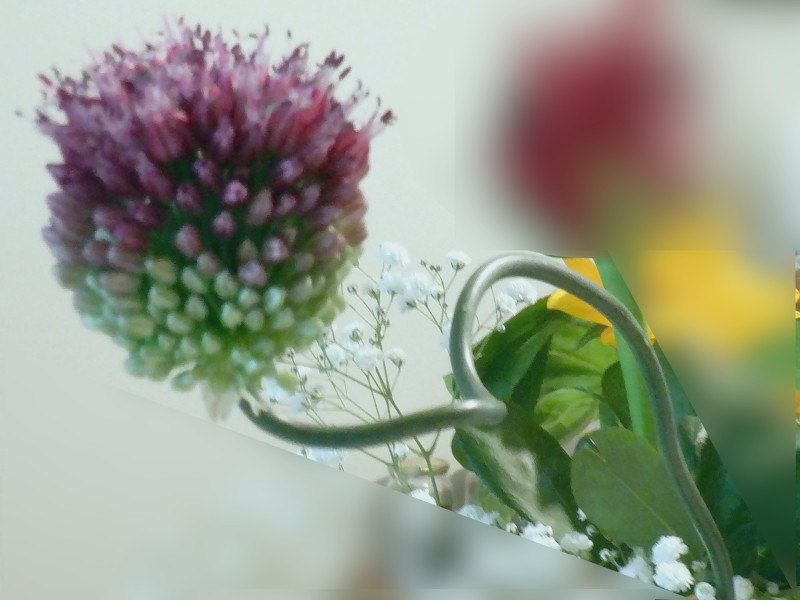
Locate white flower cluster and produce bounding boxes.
[614,535,760,599]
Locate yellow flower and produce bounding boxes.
[546,258,655,347]
[795,288,799,320]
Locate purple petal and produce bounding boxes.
[176,182,204,215]
[222,180,249,207]
[245,189,273,226]
[237,260,268,287]
[211,211,236,238]
[175,224,203,257]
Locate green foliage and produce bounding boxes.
[571,427,705,557]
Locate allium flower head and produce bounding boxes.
[36,20,393,400]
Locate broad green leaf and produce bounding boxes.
[453,405,578,538]
[534,388,598,441]
[571,427,704,557]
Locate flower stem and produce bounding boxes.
[594,257,658,446]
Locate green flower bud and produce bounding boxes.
[145,257,179,284]
[181,267,208,294]
[214,271,239,299]
[271,307,295,331]
[148,284,181,311]
[201,332,223,354]
[185,294,209,320]
[220,303,244,328]
[262,286,286,313]
[120,314,157,338]
[166,312,194,335]
[237,287,261,309]
[243,308,265,331]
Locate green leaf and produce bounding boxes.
[600,362,631,429]
[533,388,598,441]
[696,440,759,575]
[452,405,578,538]
[571,427,705,556]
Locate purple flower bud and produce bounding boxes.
[130,202,167,228]
[297,184,321,212]
[52,213,92,241]
[211,211,236,238]
[135,154,174,199]
[245,189,273,226]
[193,158,219,189]
[175,224,203,257]
[237,260,268,287]
[176,183,204,215]
[108,245,145,272]
[308,229,343,259]
[290,252,315,274]
[46,192,87,219]
[211,117,235,161]
[308,205,342,229]
[261,236,290,264]
[114,222,149,250]
[99,271,141,295]
[273,157,303,186]
[274,193,297,218]
[93,205,129,230]
[222,180,249,206]
[81,239,111,266]
[50,241,83,263]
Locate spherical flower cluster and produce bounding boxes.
[37,20,392,401]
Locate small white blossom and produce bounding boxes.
[765,581,780,595]
[506,278,538,303]
[495,292,517,317]
[733,576,754,600]
[559,531,593,556]
[390,442,409,460]
[694,581,717,600]
[409,488,437,505]
[520,523,561,550]
[439,320,452,351]
[377,241,410,267]
[338,321,365,346]
[691,560,708,575]
[619,555,654,584]
[599,548,617,563]
[505,522,519,535]
[651,535,689,565]
[457,504,499,526]
[402,271,442,302]
[584,524,597,537]
[377,270,406,295]
[577,508,587,521]
[262,377,290,403]
[299,447,346,468]
[446,250,471,270]
[696,424,708,447]
[353,346,381,371]
[320,343,349,369]
[653,561,694,593]
[386,347,406,367]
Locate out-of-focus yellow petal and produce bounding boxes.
[563,258,604,286]
[547,287,611,328]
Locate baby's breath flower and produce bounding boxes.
[320,343,349,369]
[558,531,593,556]
[506,279,538,303]
[694,581,716,600]
[651,535,688,565]
[377,242,410,267]
[576,508,587,521]
[377,271,406,295]
[390,442,409,460]
[733,576,754,600]
[439,320,452,351]
[457,504,499,526]
[653,561,694,593]
[520,523,561,550]
[386,348,406,367]
[409,488,437,505]
[598,548,617,563]
[353,346,381,371]
[446,251,471,270]
[505,522,519,535]
[495,292,517,317]
[299,447,346,468]
[619,554,654,584]
[38,19,392,414]
[338,321,365,346]
[765,581,780,595]
[402,271,441,303]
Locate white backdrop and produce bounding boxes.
[2,0,799,597]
